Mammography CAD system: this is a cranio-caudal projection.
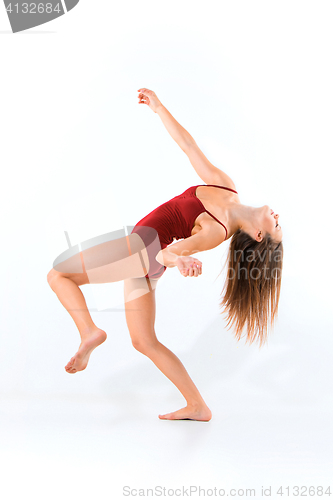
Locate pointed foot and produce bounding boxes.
[65,328,107,373]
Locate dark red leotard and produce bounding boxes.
[131,184,238,280]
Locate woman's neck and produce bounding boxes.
[226,202,259,236]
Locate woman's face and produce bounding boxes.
[260,205,283,242]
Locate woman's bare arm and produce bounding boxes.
[155,225,224,268]
[138,88,194,151]
[138,88,236,189]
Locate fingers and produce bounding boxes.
[138,88,152,95]
[138,88,154,102]
[138,92,149,105]
[189,266,199,277]
[183,263,202,277]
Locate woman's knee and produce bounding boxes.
[131,337,159,355]
[47,268,58,286]
[47,268,89,287]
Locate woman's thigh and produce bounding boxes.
[124,277,160,345]
[49,233,151,285]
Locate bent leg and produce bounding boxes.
[47,233,155,330]
[124,278,212,421]
[47,267,107,373]
[47,233,154,374]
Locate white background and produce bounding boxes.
[0,1,332,498]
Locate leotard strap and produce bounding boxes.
[195,184,238,240]
[203,184,238,194]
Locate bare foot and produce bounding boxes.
[158,404,212,421]
[65,328,107,374]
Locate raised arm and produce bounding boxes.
[138,88,194,151]
[137,88,236,189]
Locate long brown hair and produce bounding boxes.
[219,229,283,346]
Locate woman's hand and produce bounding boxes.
[137,88,163,113]
[176,256,202,278]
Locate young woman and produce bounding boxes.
[47,88,283,422]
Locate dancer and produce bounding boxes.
[47,88,283,421]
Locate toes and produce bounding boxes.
[67,368,77,374]
[159,413,174,420]
[65,358,75,369]
[65,363,77,373]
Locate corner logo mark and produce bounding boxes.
[3,0,80,33]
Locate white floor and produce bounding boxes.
[0,394,332,500]
[1,275,332,500]
[2,288,333,500]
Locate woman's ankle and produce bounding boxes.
[186,398,208,410]
[79,325,102,338]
